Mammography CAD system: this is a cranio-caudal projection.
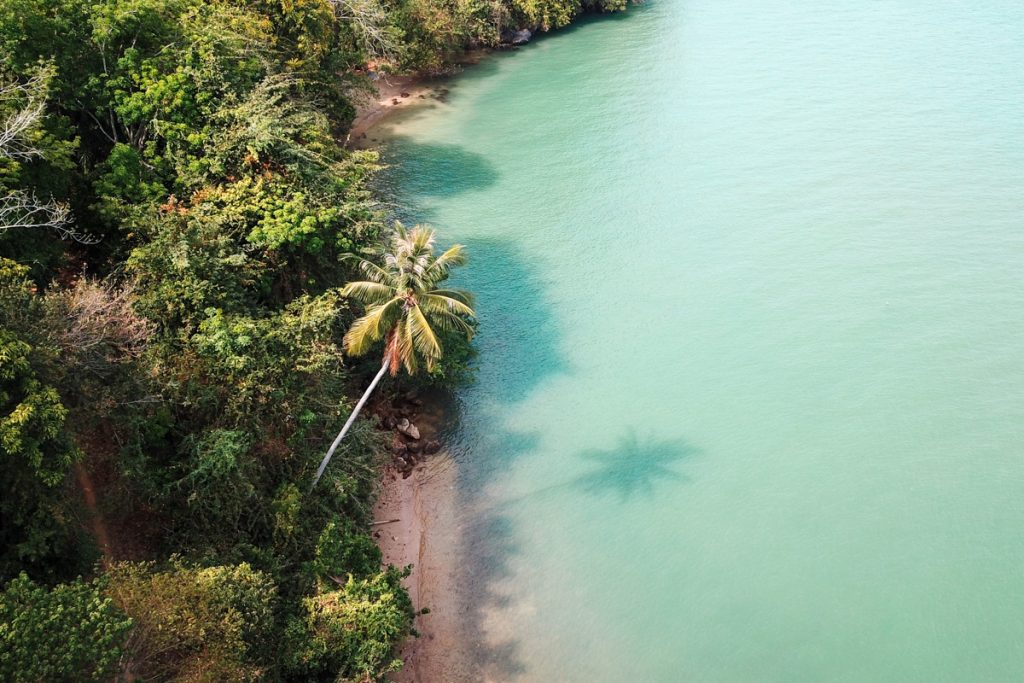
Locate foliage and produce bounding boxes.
[306,519,383,588]
[0,259,91,581]
[0,572,132,682]
[0,0,631,675]
[342,222,476,376]
[106,560,276,682]
[284,567,414,682]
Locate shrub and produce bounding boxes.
[285,567,414,682]
[0,573,132,682]
[106,560,277,682]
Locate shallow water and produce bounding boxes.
[376,2,1024,680]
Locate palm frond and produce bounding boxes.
[343,297,401,356]
[425,309,476,339]
[423,244,467,284]
[430,288,475,306]
[410,225,436,254]
[403,307,440,370]
[419,292,476,318]
[394,317,417,375]
[340,220,473,376]
[339,280,395,305]
[356,258,395,285]
[407,304,442,364]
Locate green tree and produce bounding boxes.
[284,567,414,682]
[106,560,277,682]
[311,223,475,487]
[0,572,132,682]
[0,259,89,581]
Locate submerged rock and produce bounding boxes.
[424,440,442,455]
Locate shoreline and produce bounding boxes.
[346,51,493,147]
[371,393,471,682]
[354,47,505,683]
[373,451,465,682]
[352,63,483,681]
[347,74,437,145]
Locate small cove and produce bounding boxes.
[376,2,1024,679]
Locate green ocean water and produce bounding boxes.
[376,2,1024,680]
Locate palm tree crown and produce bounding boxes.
[340,222,476,374]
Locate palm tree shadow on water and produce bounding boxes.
[497,429,700,508]
[437,427,698,680]
[572,429,698,501]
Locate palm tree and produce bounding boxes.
[311,223,476,488]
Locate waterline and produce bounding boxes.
[379,2,1024,679]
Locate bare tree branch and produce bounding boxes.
[0,193,96,243]
[329,0,403,62]
[0,70,96,242]
[0,72,48,161]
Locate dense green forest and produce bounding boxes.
[0,0,625,680]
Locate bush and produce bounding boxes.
[0,573,132,682]
[106,560,277,682]
[285,567,414,682]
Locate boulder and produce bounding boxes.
[396,418,420,440]
[390,435,408,455]
[423,440,442,455]
[510,28,532,45]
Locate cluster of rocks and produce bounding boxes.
[382,392,441,478]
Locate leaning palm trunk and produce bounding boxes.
[311,360,389,489]
[312,223,475,489]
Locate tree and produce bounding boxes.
[105,560,277,682]
[0,259,90,581]
[311,223,475,487]
[0,572,132,682]
[0,70,85,242]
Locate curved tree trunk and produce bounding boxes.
[311,360,389,489]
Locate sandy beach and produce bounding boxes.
[369,388,483,682]
[346,52,491,147]
[346,74,437,145]
[373,451,467,682]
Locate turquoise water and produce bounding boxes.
[377,2,1024,680]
